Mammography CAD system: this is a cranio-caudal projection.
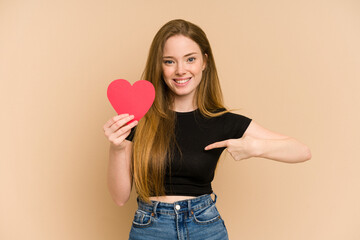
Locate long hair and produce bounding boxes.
[132,19,228,202]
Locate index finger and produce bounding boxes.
[103,114,130,129]
[204,140,229,150]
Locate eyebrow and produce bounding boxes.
[163,52,199,58]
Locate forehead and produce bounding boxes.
[163,35,201,56]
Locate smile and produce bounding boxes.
[173,77,191,85]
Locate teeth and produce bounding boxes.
[175,78,191,84]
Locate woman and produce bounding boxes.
[103,19,311,240]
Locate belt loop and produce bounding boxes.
[211,192,217,204]
[188,199,193,216]
[152,201,159,218]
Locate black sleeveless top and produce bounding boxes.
[126,109,252,196]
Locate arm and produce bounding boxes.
[103,114,138,206]
[107,140,133,206]
[205,121,311,163]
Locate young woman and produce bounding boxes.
[103,19,311,240]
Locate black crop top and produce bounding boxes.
[126,109,252,196]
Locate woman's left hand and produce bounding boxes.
[204,136,258,161]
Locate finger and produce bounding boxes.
[111,132,129,146]
[103,114,129,129]
[204,140,229,150]
[108,114,132,129]
[115,119,138,136]
[109,115,135,132]
[110,120,138,140]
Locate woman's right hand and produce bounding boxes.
[103,114,138,151]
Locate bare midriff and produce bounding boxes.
[149,195,197,203]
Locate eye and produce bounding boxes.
[187,57,196,62]
[163,60,174,65]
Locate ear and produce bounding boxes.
[202,53,208,71]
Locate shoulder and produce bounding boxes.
[219,110,252,123]
[218,110,252,138]
[198,108,252,123]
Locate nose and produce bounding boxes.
[175,62,186,75]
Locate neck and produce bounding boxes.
[171,94,197,112]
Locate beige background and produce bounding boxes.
[1,0,359,239]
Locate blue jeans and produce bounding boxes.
[129,193,229,240]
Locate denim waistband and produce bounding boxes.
[137,193,217,215]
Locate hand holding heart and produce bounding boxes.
[104,79,155,150]
[103,114,138,150]
[204,135,257,161]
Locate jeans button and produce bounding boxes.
[175,204,181,210]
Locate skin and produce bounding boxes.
[104,35,312,206]
[161,35,206,112]
[104,114,137,206]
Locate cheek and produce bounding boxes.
[193,63,204,74]
[162,69,173,81]
[193,66,203,78]
[161,70,172,87]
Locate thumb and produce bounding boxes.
[204,140,229,150]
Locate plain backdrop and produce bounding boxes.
[1,0,359,239]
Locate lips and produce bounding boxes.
[173,77,191,85]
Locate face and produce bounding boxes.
[162,35,206,102]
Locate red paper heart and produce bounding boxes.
[107,79,155,123]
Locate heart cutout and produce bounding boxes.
[107,79,155,123]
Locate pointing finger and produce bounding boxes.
[204,140,229,150]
